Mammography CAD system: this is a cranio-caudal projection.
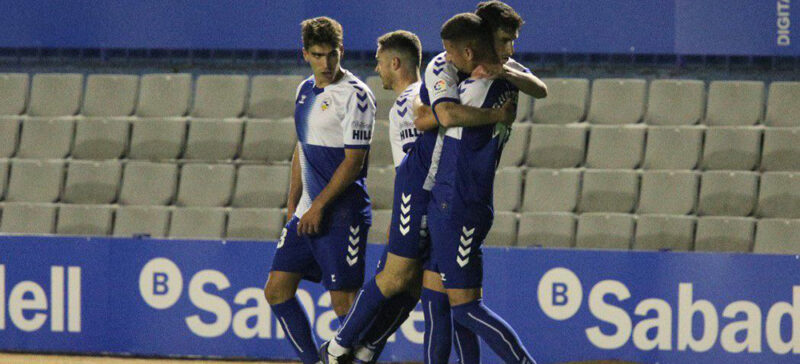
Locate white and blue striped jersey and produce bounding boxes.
[388,81,422,167]
[293,70,376,223]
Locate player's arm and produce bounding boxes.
[501,64,548,98]
[286,144,302,219]
[412,96,437,131]
[434,100,515,128]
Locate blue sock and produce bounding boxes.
[335,279,387,348]
[270,296,320,364]
[453,321,481,364]
[361,292,419,356]
[338,315,347,326]
[421,289,451,364]
[451,300,536,364]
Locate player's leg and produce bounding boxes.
[421,269,452,364]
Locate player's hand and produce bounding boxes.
[298,204,324,236]
[472,63,503,79]
[498,98,517,126]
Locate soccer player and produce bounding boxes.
[264,16,376,364]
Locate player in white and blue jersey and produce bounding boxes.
[264,17,376,364]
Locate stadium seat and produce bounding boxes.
[585,124,646,169]
[532,78,589,124]
[0,118,19,158]
[765,81,800,127]
[633,214,695,251]
[113,205,170,238]
[575,213,634,250]
[516,92,533,122]
[226,208,285,240]
[63,160,122,204]
[705,81,764,126]
[644,79,705,125]
[27,73,83,117]
[494,167,523,212]
[169,207,227,239]
[366,166,395,210]
[370,209,392,244]
[0,159,7,200]
[757,172,800,218]
[191,75,248,118]
[586,78,646,124]
[369,119,393,167]
[176,163,235,207]
[485,211,517,246]
[579,169,639,213]
[129,118,187,160]
[72,118,129,159]
[761,127,800,171]
[55,204,113,236]
[637,170,699,215]
[241,118,297,162]
[248,75,304,119]
[526,124,587,168]
[118,161,178,205]
[365,76,396,120]
[82,74,138,117]
[135,73,192,117]
[17,118,74,159]
[697,171,759,216]
[522,168,581,212]
[232,165,290,208]
[0,73,29,115]
[642,126,704,170]
[184,119,243,160]
[0,202,57,234]
[701,127,762,170]
[6,159,64,203]
[498,123,529,167]
[754,219,800,255]
[517,212,576,248]
[694,216,755,252]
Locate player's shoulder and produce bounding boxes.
[296,75,316,95]
[341,70,373,95]
[424,51,455,78]
[459,77,515,105]
[400,81,422,100]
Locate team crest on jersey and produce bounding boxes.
[434,80,446,92]
[321,99,331,111]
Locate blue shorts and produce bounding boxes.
[427,203,491,289]
[270,216,369,291]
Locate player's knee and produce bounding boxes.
[330,292,356,316]
[377,271,414,296]
[263,282,292,305]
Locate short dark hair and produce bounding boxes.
[475,1,524,33]
[440,13,495,62]
[301,17,343,50]
[377,30,422,69]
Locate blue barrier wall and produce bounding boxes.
[1,236,798,363]
[0,0,796,56]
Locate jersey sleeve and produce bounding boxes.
[342,86,376,149]
[424,54,461,110]
[506,58,532,74]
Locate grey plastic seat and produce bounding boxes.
[644,79,705,125]
[118,161,178,205]
[585,125,646,169]
[705,81,765,126]
[184,119,243,160]
[232,165,290,208]
[0,118,19,158]
[370,209,393,244]
[694,217,756,252]
[515,92,534,123]
[526,124,587,168]
[72,118,129,159]
[643,126,704,170]
[63,160,122,204]
[0,160,7,200]
[248,75,304,119]
[6,159,64,203]
[56,204,113,236]
[702,127,762,170]
[169,207,227,239]
[754,219,800,255]
[0,74,29,115]
[575,213,634,250]
[485,211,517,246]
[498,123,529,167]
[369,119,393,167]
[757,172,800,218]
[366,76,396,120]
[532,78,589,124]
[129,117,187,160]
[241,118,297,162]
[226,208,285,240]
[82,74,138,117]
[637,170,699,215]
[191,75,248,118]
[633,214,695,251]
[27,73,83,117]
[586,79,646,124]
[136,73,192,117]
[761,127,800,171]
[579,169,639,213]
[17,118,74,158]
[698,171,759,216]
[494,167,523,212]
[0,203,57,234]
[517,212,576,248]
[366,166,395,210]
[113,205,170,238]
[176,164,235,207]
[522,168,581,212]
[765,82,800,127]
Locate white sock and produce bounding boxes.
[354,346,375,362]
[328,339,350,356]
